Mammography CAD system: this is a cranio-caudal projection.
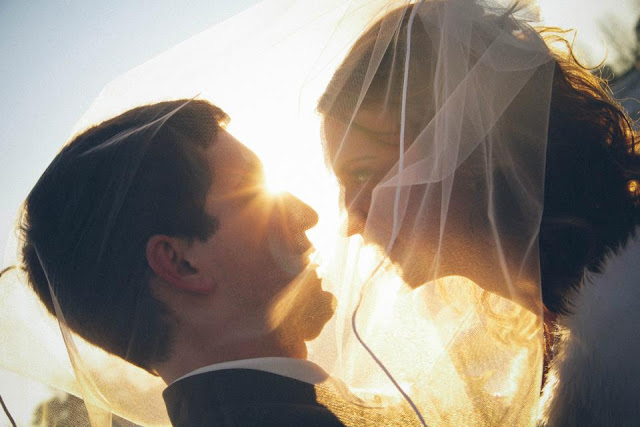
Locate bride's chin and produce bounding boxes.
[390,245,439,288]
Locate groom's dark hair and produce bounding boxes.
[21,99,228,372]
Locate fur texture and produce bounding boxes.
[539,230,640,426]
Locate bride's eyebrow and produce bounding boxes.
[350,121,396,135]
[342,156,376,170]
[350,122,399,146]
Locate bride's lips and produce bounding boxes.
[358,216,405,254]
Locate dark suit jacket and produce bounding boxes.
[163,368,344,426]
[163,368,422,426]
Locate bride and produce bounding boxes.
[1,0,639,425]
[317,0,640,425]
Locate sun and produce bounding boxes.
[263,164,290,195]
[225,119,342,260]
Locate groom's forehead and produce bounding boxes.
[208,130,260,168]
[205,130,264,189]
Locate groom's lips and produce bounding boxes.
[268,231,317,276]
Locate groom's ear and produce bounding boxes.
[146,235,216,294]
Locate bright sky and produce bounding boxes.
[0,0,260,264]
[539,0,639,69]
[1,0,639,425]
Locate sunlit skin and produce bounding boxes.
[153,130,336,383]
[324,107,540,311]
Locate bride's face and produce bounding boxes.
[325,107,490,287]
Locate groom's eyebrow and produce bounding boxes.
[249,159,265,180]
[236,155,266,187]
[240,148,265,175]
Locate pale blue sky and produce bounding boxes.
[0,0,261,263]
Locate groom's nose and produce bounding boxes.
[278,192,319,231]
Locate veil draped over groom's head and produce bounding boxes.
[0,0,594,425]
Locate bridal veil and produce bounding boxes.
[1,0,555,425]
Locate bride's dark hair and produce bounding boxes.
[319,2,640,314]
[541,37,640,313]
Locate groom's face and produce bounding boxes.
[193,130,335,339]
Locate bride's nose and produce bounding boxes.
[346,210,366,236]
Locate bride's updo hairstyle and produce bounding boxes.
[21,100,228,371]
[319,1,640,314]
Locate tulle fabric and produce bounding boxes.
[1,0,553,425]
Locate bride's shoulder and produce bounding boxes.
[568,229,640,335]
[539,228,640,425]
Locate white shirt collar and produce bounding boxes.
[171,357,330,386]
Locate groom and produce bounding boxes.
[21,100,352,425]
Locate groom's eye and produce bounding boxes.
[241,172,264,191]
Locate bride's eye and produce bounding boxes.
[349,169,374,183]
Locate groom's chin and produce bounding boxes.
[274,289,335,359]
[301,290,337,341]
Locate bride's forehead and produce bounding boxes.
[324,109,400,159]
[353,108,398,129]
[326,108,395,137]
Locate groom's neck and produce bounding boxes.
[155,331,308,384]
